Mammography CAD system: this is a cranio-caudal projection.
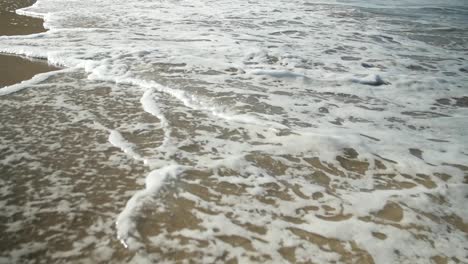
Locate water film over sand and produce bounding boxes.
[0,0,467,263]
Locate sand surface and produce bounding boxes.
[0,54,59,87]
[0,0,466,263]
[0,0,45,36]
[0,0,58,88]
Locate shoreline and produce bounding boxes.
[0,0,59,88]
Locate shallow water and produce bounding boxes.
[0,0,467,263]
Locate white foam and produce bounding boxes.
[140,88,172,151]
[115,165,187,250]
[108,130,145,163]
[2,0,467,261]
[0,69,63,96]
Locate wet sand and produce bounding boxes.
[0,0,58,88]
[0,54,59,87]
[0,0,467,263]
[0,0,45,35]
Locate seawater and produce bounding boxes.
[0,0,467,263]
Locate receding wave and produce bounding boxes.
[0,0,467,263]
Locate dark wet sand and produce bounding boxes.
[0,0,59,88]
[0,54,59,87]
[0,0,46,36]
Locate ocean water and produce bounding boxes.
[0,0,467,263]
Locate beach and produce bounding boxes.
[0,0,58,88]
[0,0,467,263]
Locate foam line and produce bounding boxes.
[0,68,67,96]
[108,129,146,163]
[140,88,172,150]
[115,165,187,250]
